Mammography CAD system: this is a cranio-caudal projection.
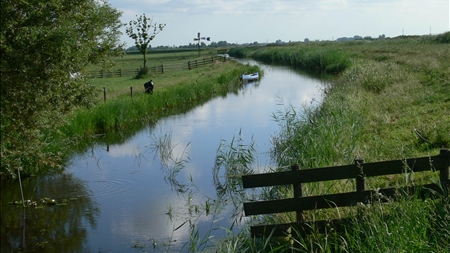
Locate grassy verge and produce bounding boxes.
[220,33,450,252]
[0,52,259,179]
[61,59,260,155]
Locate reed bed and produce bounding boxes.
[217,33,450,252]
[229,46,351,75]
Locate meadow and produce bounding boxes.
[219,33,450,252]
[61,49,260,154]
[64,36,450,252]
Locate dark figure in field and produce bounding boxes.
[144,79,154,93]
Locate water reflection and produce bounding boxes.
[1,173,98,252]
[1,60,326,252]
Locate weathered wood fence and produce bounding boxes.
[242,149,450,237]
[88,55,228,78]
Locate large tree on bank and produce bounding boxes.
[125,13,165,69]
[0,0,124,179]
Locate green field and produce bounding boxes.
[86,49,232,100]
[219,34,450,252]
[62,51,260,155]
[86,48,218,71]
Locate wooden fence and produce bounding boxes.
[242,149,450,237]
[87,55,228,78]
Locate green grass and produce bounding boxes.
[218,33,450,252]
[86,48,219,71]
[229,46,351,75]
[60,58,260,155]
[0,50,260,179]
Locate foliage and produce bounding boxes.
[229,46,351,75]
[434,31,450,43]
[0,0,124,179]
[125,13,166,71]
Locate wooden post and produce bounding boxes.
[355,158,365,192]
[188,61,191,70]
[103,87,106,103]
[440,148,449,195]
[161,64,164,73]
[130,87,133,99]
[355,158,365,204]
[292,164,304,226]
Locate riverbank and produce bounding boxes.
[223,33,449,251]
[1,57,259,180]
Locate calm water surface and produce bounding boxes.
[1,60,326,252]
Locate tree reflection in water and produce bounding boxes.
[1,173,98,252]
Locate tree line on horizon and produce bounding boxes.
[126,40,258,51]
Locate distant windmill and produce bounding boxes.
[194,32,210,56]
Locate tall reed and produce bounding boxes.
[220,34,449,252]
[229,46,351,75]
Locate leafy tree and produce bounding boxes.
[125,13,166,70]
[0,0,124,179]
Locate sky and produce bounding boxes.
[108,0,450,48]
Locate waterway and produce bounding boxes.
[1,60,327,252]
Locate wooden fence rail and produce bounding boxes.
[242,149,450,237]
[87,55,228,78]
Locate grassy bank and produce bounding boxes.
[221,33,449,252]
[229,45,351,75]
[62,59,259,154]
[0,53,259,179]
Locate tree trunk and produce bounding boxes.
[143,52,147,69]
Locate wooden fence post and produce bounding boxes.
[161,64,164,73]
[355,158,365,206]
[355,158,365,193]
[188,61,191,70]
[103,87,106,102]
[292,164,304,226]
[130,87,133,99]
[440,148,449,195]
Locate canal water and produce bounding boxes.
[1,60,326,252]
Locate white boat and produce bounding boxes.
[241,72,259,81]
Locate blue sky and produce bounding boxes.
[108,0,450,48]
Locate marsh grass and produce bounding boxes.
[218,34,449,252]
[229,46,351,75]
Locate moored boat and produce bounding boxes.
[241,72,259,81]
